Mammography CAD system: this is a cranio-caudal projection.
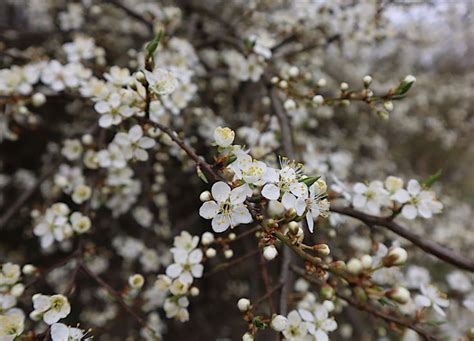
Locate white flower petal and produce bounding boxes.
[211,182,231,203]
[199,201,219,219]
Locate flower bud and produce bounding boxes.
[199,190,212,202]
[271,76,279,84]
[312,95,324,105]
[237,298,251,312]
[386,287,411,304]
[228,233,236,241]
[11,283,25,297]
[201,232,214,245]
[278,80,288,89]
[136,70,145,82]
[360,255,373,269]
[287,221,299,235]
[205,248,217,258]
[384,247,407,267]
[263,245,278,261]
[313,244,330,256]
[340,82,349,91]
[81,134,93,145]
[242,333,254,341]
[32,93,46,107]
[22,264,36,275]
[404,75,416,84]
[190,287,200,296]
[271,315,288,332]
[128,274,145,289]
[347,258,363,275]
[320,285,335,300]
[288,66,299,77]
[383,101,394,112]
[317,78,327,87]
[284,99,296,110]
[224,249,234,259]
[363,75,372,86]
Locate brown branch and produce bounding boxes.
[150,121,222,183]
[103,0,154,33]
[0,159,61,230]
[268,85,297,315]
[203,249,260,278]
[259,253,276,314]
[290,266,437,341]
[80,263,151,332]
[330,206,474,272]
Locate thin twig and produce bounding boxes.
[330,206,474,272]
[291,266,437,341]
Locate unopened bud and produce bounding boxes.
[263,245,278,261]
[190,287,200,296]
[360,255,373,269]
[284,99,296,110]
[205,248,217,258]
[384,247,407,267]
[278,80,288,89]
[363,75,372,86]
[347,258,363,275]
[271,315,288,332]
[386,287,411,304]
[199,191,212,202]
[224,249,234,259]
[22,264,36,275]
[201,232,214,245]
[320,285,335,299]
[313,244,330,256]
[317,78,327,87]
[383,101,394,112]
[288,66,299,77]
[32,93,46,107]
[340,82,349,91]
[237,298,251,312]
[287,221,300,235]
[312,95,324,105]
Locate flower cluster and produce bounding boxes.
[153,232,204,322]
[33,203,91,249]
[352,176,443,219]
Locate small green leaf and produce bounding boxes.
[253,317,267,330]
[394,76,416,97]
[146,30,164,59]
[197,166,208,184]
[378,297,396,308]
[422,169,442,188]
[424,320,446,327]
[299,176,321,187]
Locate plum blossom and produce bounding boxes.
[113,125,156,161]
[352,181,390,215]
[199,182,252,232]
[414,284,449,317]
[166,248,203,284]
[298,306,337,341]
[281,310,308,340]
[31,294,71,325]
[394,180,443,219]
[214,127,235,147]
[51,323,89,341]
[144,68,178,96]
[294,180,330,233]
[261,164,303,203]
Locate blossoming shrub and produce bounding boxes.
[1,1,473,340]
